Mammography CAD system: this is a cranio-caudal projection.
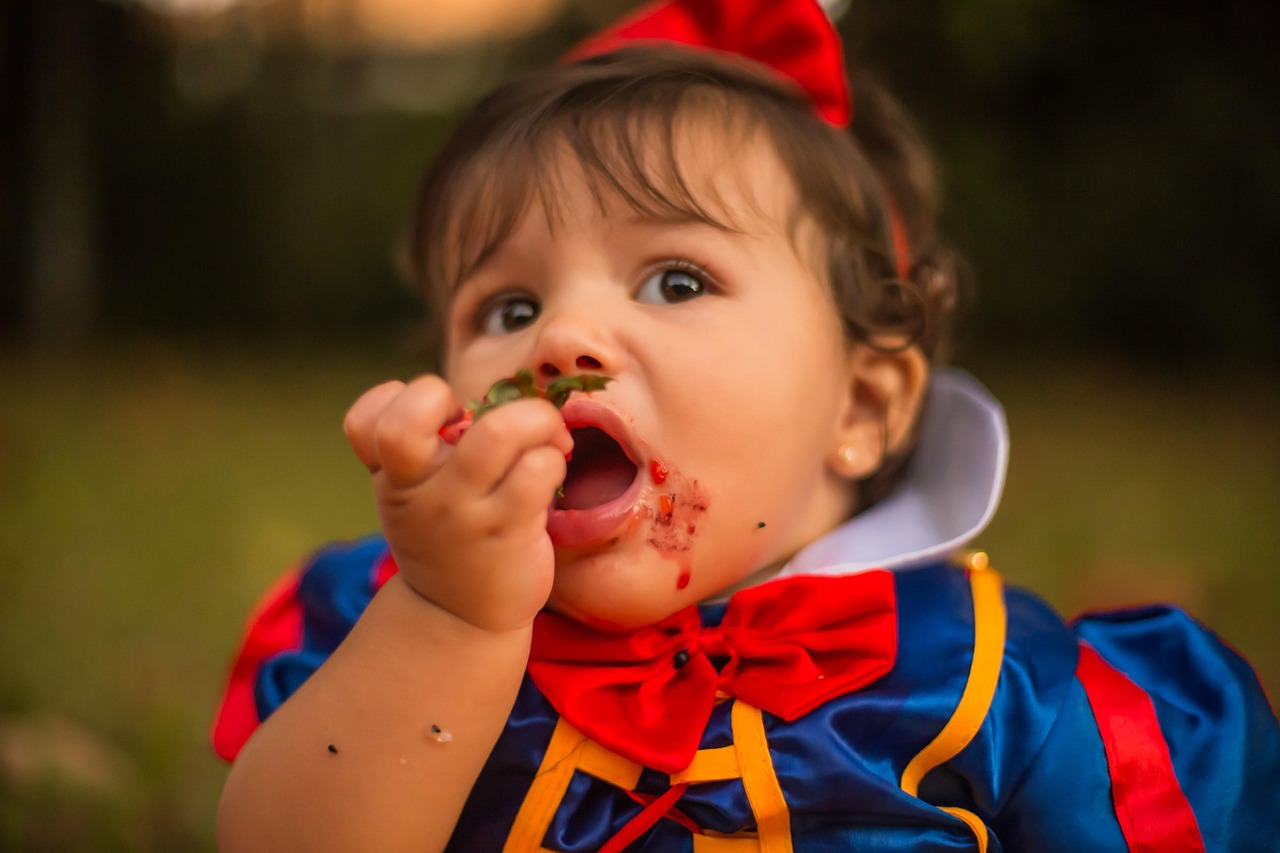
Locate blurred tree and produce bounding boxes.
[3,0,106,346]
[844,0,1280,367]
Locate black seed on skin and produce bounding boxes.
[756,522,766,529]
[327,744,338,754]
[430,724,442,734]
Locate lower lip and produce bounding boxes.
[546,475,644,549]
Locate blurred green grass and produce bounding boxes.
[1,343,1276,850]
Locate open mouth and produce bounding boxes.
[555,427,638,511]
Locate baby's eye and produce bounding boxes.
[636,266,707,305]
[478,295,539,335]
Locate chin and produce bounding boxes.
[546,552,702,631]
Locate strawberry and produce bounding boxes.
[436,410,473,445]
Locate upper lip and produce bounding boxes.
[558,397,639,466]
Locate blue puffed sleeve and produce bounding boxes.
[993,604,1280,852]
[212,534,390,760]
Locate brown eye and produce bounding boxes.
[637,268,706,304]
[479,296,539,335]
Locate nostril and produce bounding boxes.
[576,355,602,370]
[540,363,561,378]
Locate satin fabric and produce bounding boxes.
[215,535,1280,850]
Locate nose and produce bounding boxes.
[532,308,623,380]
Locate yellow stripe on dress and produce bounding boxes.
[899,552,1005,851]
[731,700,793,852]
[502,717,586,853]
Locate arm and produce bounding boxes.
[217,376,573,851]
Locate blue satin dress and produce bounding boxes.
[215,535,1280,851]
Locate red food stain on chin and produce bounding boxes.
[645,465,708,595]
[649,457,668,485]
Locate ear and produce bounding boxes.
[828,343,928,480]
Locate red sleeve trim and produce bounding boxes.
[210,570,305,762]
[1076,642,1205,852]
[372,551,399,590]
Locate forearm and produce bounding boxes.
[217,574,530,852]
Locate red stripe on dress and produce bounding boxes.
[1076,642,1205,852]
[211,570,305,761]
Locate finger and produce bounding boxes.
[371,375,458,487]
[344,380,407,472]
[484,444,568,516]
[443,398,573,495]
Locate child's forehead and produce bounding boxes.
[546,126,792,231]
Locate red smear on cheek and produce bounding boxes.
[649,457,668,485]
[642,466,709,591]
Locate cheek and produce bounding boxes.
[445,339,519,396]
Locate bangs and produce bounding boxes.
[437,91,753,293]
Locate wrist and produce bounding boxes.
[382,572,536,648]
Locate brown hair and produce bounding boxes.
[401,45,962,505]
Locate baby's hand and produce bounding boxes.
[343,376,573,633]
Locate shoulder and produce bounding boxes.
[892,559,1079,709]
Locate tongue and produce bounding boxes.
[557,428,636,510]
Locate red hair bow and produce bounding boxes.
[529,571,896,773]
[566,0,851,128]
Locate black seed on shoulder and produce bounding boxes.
[327,744,338,754]
[756,522,766,529]
[430,724,442,734]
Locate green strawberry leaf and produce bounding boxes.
[469,371,612,421]
[545,374,613,408]
[513,369,538,400]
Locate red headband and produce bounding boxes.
[566,0,912,281]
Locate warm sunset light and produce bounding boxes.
[139,0,570,49]
[340,0,567,49]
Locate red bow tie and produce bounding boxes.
[529,572,897,773]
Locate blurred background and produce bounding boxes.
[2,0,1277,848]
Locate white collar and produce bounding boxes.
[778,368,1009,578]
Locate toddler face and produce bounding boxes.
[443,129,864,628]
